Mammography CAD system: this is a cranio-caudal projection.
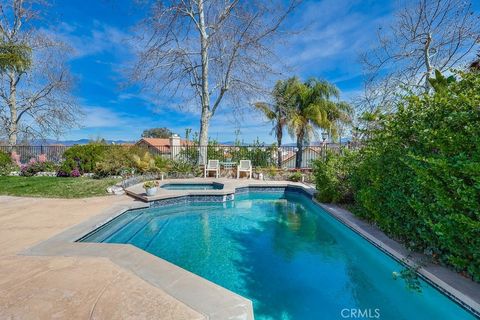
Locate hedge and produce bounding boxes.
[314,72,480,281]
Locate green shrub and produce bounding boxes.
[94,146,168,177]
[313,149,356,203]
[288,171,303,182]
[0,150,16,176]
[168,159,201,176]
[94,146,135,177]
[0,150,11,166]
[143,180,159,189]
[351,71,480,281]
[60,143,107,174]
[132,151,159,173]
[154,156,171,172]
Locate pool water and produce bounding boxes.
[80,192,475,320]
[160,183,223,190]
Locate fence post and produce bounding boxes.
[169,134,181,160]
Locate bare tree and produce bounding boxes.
[359,0,480,112]
[132,0,299,163]
[0,0,78,147]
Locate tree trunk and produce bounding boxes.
[7,71,17,148]
[276,124,283,168]
[277,144,282,168]
[198,110,210,164]
[197,0,210,165]
[424,33,433,92]
[295,130,304,169]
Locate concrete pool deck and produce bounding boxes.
[0,195,203,319]
[1,179,479,319]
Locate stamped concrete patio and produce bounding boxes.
[0,195,203,320]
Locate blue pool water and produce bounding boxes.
[80,192,476,320]
[161,183,223,190]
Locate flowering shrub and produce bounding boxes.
[70,168,81,177]
[20,161,57,177]
[11,151,21,167]
[56,170,70,177]
[38,154,47,163]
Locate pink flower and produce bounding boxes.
[11,151,21,166]
[38,154,47,163]
[70,168,81,177]
[28,158,37,165]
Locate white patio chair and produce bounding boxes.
[204,159,220,178]
[237,160,252,179]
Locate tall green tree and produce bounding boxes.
[141,127,173,139]
[254,78,296,167]
[287,78,351,168]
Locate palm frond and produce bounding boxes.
[253,102,276,120]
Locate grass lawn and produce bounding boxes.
[0,176,121,198]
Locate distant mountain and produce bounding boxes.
[20,136,352,146]
[29,139,135,146]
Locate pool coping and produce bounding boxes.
[124,177,315,203]
[20,180,480,319]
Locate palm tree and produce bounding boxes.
[287,78,352,168]
[254,78,296,167]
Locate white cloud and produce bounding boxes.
[80,106,129,128]
[283,0,394,76]
[42,21,133,61]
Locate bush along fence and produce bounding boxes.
[0,143,360,169]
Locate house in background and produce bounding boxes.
[135,135,192,159]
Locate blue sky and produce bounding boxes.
[41,0,465,143]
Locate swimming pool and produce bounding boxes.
[160,183,224,190]
[80,191,476,320]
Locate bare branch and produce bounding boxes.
[130,0,300,160]
[358,0,479,113]
[0,0,79,145]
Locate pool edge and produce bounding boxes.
[316,201,480,318]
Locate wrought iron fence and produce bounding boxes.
[0,145,69,164]
[0,143,360,169]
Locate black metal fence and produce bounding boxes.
[0,145,69,164]
[1,143,360,169]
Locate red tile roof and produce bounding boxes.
[135,138,193,152]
